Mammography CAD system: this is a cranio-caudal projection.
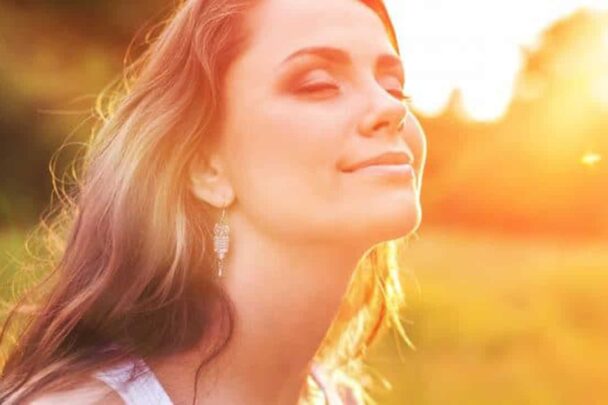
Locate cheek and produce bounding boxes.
[238,101,342,178]
[224,99,348,238]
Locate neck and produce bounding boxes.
[203,211,365,404]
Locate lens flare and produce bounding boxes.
[581,152,602,167]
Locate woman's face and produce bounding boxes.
[218,0,427,251]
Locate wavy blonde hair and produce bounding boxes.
[0,0,416,403]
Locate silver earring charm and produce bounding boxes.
[213,202,230,278]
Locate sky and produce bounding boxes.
[385,0,608,121]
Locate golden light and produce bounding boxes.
[581,152,602,167]
[593,76,608,107]
[385,0,608,122]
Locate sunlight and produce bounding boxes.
[594,76,608,108]
[581,152,602,167]
[385,0,608,121]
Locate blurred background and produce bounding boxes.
[0,0,607,404]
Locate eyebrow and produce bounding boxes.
[279,46,405,80]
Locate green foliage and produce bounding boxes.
[0,1,165,227]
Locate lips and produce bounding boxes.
[342,150,414,172]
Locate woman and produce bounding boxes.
[0,0,427,403]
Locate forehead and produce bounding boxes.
[241,0,396,68]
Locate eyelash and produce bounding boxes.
[389,89,413,103]
[298,83,413,103]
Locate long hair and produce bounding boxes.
[0,1,415,403]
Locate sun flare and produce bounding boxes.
[385,0,608,121]
[581,152,602,167]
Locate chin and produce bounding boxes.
[363,200,422,247]
[384,209,420,240]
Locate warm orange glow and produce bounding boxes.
[581,152,602,166]
[593,75,608,107]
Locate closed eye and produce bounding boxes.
[297,83,339,93]
[388,89,413,103]
[296,84,413,105]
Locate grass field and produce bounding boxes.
[368,226,608,405]
[2,226,607,404]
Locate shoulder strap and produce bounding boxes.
[94,357,173,405]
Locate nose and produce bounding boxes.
[357,82,408,138]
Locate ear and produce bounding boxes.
[189,151,235,209]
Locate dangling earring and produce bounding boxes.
[213,201,230,279]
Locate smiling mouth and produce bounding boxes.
[345,162,415,176]
[341,150,414,173]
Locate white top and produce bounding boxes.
[93,357,172,405]
[94,357,347,405]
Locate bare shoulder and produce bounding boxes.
[26,377,123,405]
